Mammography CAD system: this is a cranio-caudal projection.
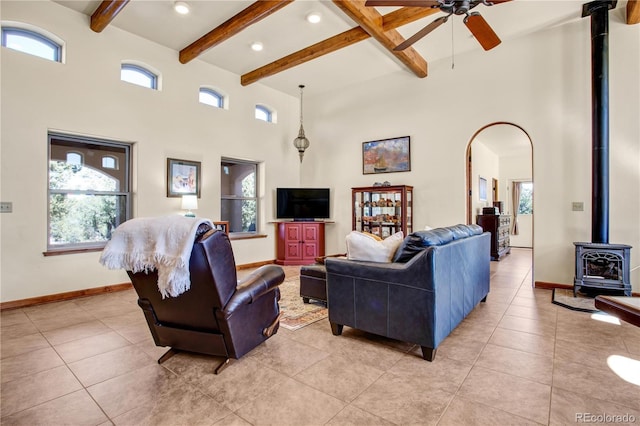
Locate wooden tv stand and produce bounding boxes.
[275,221,326,266]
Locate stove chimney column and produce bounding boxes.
[582,0,616,244]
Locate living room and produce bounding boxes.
[1,0,639,424]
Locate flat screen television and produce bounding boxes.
[276,188,330,221]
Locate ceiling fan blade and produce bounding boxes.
[365,0,440,7]
[464,12,501,51]
[394,16,448,51]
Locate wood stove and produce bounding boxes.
[574,242,631,296]
[573,1,633,298]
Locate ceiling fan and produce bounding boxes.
[365,0,511,51]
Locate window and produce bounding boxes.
[518,182,533,214]
[48,134,131,251]
[199,88,224,108]
[102,156,118,169]
[120,63,157,89]
[255,105,272,123]
[1,27,62,62]
[221,159,258,234]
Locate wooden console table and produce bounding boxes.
[595,295,640,327]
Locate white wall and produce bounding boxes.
[0,1,302,302]
[304,13,640,291]
[471,141,499,216]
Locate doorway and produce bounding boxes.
[465,122,534,249]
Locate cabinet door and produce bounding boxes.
[301,241,318,259]
[284,223,301,243]
[302,224,318,242]
[285,241,302,260]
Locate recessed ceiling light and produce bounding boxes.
[174,1,190,15]
[306,12,321,24]
[251,41,264,52]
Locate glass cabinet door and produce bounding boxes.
[352,185,413,239]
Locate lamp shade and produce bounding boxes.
[181,195,198,210]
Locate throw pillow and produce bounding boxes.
[346,231,404,263]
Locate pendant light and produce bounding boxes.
[293,84,310,163]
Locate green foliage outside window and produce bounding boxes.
[518,182,533,214]
[49,161,122,246]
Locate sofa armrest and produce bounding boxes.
[224,265,284,314]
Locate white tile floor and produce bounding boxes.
[1,248,639,425]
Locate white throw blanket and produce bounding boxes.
[99,215,213,298]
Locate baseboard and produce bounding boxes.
[0,260,279,310]
[534,281,639,297]
[0,283,133,311]
[534,281,573,290]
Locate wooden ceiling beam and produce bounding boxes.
[332,0,428,78]
[627,0,640,24]
[179,0,294,64]
[90,0,130,33]
[241,6,438,86]
[242,27,370,86]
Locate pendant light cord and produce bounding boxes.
[299,84,305,125]
[451,18,455,70]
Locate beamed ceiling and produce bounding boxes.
[55,0,639,96]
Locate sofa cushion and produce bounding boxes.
[449,224,483,239]
[346,231,404,263]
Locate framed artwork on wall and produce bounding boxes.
[362,136,411,174]
[167,158,201,198]
[479,176,487,201]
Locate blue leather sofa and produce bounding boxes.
[325,224,490,361]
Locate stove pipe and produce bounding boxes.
[582,0,616,244]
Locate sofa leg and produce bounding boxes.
[421,346,436,361]
[481,295,487,303]
[157,348,178,364]
[330,322,343,336]
[262,313,282,337]
[302,297,310,304]
[214,358,232,375]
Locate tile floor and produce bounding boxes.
[1,248,639,425]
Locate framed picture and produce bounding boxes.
[167,158,201,198]
[479,176,487,201]
[362,136,411,174]
[213,221,229,235]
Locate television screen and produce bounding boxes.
[276,188,330,220]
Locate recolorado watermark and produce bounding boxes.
[576,412,637,423]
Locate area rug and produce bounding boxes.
[278,276,327,330]
[552,288,599,313]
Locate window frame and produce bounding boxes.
[199,87,224,109]
[120,63,158,90]
[255,105,273,123]
[220,158,259,236]
[1,26,62,62]
[46,133,132,254]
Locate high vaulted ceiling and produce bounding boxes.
[55,0,638,97]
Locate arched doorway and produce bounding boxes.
[466,122,534,250]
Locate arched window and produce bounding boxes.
[67,151,82,171]
[121,63,158,89]
[102,155,118,170]
[1,27,62,62]
[255,105,273,123]
[199,88,224,108]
